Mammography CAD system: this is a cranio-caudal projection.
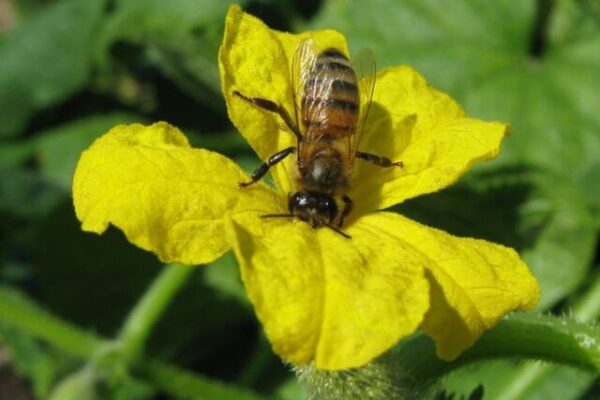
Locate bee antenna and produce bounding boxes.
[260,213,295,219]
[324,222,352,239]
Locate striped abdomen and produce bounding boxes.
[301,48,359,138]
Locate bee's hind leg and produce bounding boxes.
[232,91,302,141]
[239,146,296,187]
[356,151,403,168]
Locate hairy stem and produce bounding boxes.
[496,272,600,400]
[396,312,600,387]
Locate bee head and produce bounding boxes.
[288,191,338,227]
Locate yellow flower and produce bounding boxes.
[72,5,539,370]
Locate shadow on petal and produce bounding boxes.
[350,101,417,217]
[420,270,481,361]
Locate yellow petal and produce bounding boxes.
[72,122,282,265]
[219,4,347,194]
[225,215,430,370]
[368,212,539,360]
[350,66,510,213]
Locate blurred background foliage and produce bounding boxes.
[0,0,599,399]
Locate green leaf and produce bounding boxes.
[48,368,97,400]
[31,201,164,336]
[0,141,36,167]
[98,0,249,111]
[274,378,309,400]
[31,201,253,365]
[310,0,600,396]
[0,323,70,398]
[203,251,249,307]
[442,361,595,400]
[308,0,600,176]
[0,168,65,218]
[0,0,105,137]
[521,175,596,309]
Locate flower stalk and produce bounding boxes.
[495,272,600,400]
[118,263,194,361]
[0,285,269,400]
[395,312,600,388]
[298,312,600,399]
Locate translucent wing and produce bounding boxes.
[291,38,318,140]
[349,47,377,163]
[301,45,361,153]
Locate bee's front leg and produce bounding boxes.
[356,151,403,168]
[239,146,296,187]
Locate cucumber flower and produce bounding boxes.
[72,5,539,370]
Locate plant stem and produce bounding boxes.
[496,272,600,400]
[529,0,554,58]
[0,285,272,400]
[118,263,194,361]
[0,286,103,358]
[138,360,269,400]
[396,312,600,387]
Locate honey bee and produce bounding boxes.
[234,39,402,238]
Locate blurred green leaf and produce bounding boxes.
[32,201,254,371]
[521,174,597,309]
[0,324,70,398]
[186,130,249,155]
[309,0,600,176]
[104,0,237,41]
[0,168,65,218]
[311,0,599,396]
[442,362,595,400]
[99,0,248,111]
[0,0,105,137]
[203,251,248,307]
[0,141,36,167]
[48,368,97,400]
[275,377,308,400]
[31,201,163,336]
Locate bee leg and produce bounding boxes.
[239,146,296,187]
[338,195,353,227]
[232,91,302,141]
[356,151,403,168]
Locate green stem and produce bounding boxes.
[0,285,272,400]
[396,312,600,387]
[529,0,554,58]
[496,272,600,400]
[0,286,103,358]
[138,360,269,400]
[118,264,194,361]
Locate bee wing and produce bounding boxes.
[350,47,377,163]
[291,38,319,139]
[293,38,343,163]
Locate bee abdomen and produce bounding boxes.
[301,48,359,137]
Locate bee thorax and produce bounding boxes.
[299,151,348,193]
